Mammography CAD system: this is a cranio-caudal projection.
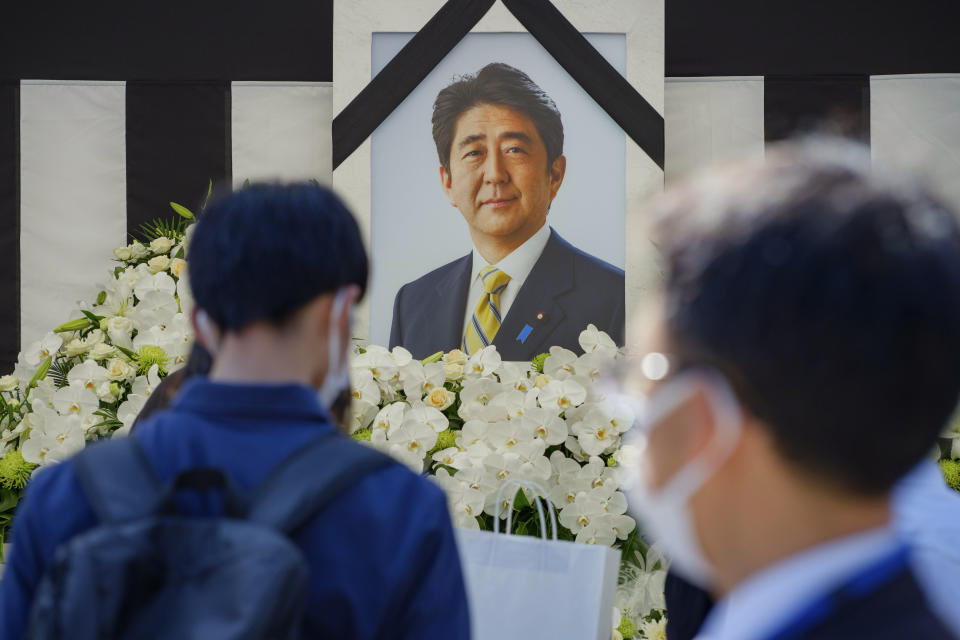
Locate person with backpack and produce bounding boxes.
[0,184,471,639]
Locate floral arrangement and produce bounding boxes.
[0,200,200,552]
[347,329,667,635]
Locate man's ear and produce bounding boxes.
[548,154,567,202]
[439,165,457,207]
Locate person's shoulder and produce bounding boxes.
[397,254,471,298]
[548,230,625,282]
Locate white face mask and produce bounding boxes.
[623,371,742,589]
[317,288,352,410]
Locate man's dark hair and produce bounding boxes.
[188,183,368,330]
[653,139,960,495]
[432,62,563,172]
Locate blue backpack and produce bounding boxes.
[27,431,392,639]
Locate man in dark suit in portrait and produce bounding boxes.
[620,139,960,639]
[389,63,624,360]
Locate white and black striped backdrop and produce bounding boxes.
[1,0,958,373]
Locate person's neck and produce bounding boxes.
[471,222,546,265]
[709,476,892,596]
[208,332,317,387]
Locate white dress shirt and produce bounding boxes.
[460,222,552,340]
[694,528,901,640]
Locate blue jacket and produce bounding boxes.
[0,380,471,639]
[390,229,625,360]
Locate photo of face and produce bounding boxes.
[440,103,566,254]
[369,32,628,349]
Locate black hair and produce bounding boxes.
[187,183,368,330]
[653,139,960,495]
[432,62,563,172]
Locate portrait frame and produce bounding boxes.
[332,0,664,344]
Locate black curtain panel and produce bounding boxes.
[764,76,871,143]
[0,83,19,373]
[0,0,333,82]
[126,82,231,237]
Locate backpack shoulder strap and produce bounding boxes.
[73,436,161,524]
[247,431,395,534]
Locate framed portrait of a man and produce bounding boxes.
[370,33,628,360]
[333,0,664,352]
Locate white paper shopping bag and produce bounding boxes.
[455,481,621,640]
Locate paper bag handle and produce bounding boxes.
[493,480,559,541]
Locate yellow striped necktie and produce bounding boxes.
[463,266,511,356]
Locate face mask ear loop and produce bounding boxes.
[195,309,222,357]
[327,289,350,374]
[648,371,744,506]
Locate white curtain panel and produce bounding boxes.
[19,81,127,351]
[231,82,333,187]
[664,76,764,183]
[871,74,960,212]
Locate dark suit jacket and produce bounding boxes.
[389,229,624,360]
[665,568,956,640]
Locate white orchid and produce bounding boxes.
[465,345,501,378]
[51,382,99,417]
[543,346,578,378]
[370,402,408,441]
[579,324,618,357]
[130,365,163,398]
[387,420,438,472]
[400,361,445,401]
[115,394,149,436]
[66,360,109,393]
[522,407,568,446]
[24,333,63,367]
[433,467,486,529]
[405,403,449,434]
[349,400,378,434]
[131,290,179,329]
[21,413,86,466]
[572,409,622,456]
[133,271,177,300]
[538,379,588,413]
[350,368,382,406]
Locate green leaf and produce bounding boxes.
[81,309,105,324]
[201,178,213,211]
[48,357,77,389]
[0,488,21,513]
[135,217,186,244]
[115,345,138,361]
[28,357,53,388]
[513,488,530,510]
[169,201,195,220]
[54,317,90,333]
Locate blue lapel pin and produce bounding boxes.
[517,324,533,344]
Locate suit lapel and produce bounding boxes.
[432,253,472,352]
[495,230,575,359]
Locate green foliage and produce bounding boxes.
[48,356,77,389]
[940,459,960,491]
[134,216,186,243]
[531,352,549,373]
[92,407,123,432]
[169,201,195,220]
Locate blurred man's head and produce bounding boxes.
[187,183,367,397]
[432,63,566,260]
[624,139,960,592]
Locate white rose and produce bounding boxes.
[443,363,464,382]
[82,329,105,349]
[107,316,133,337]
[147,255,171,274]
[113,246,132,261]
[0,375,18,392]
[87,343,116,361]
[443,349,468,366]
[149,236,174,254]
[63,338,88,357]
[106,358,135,381]
[427,387,455,411]
[95,381,118,403]
[169,258,187,279]
[129,242,149,259]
